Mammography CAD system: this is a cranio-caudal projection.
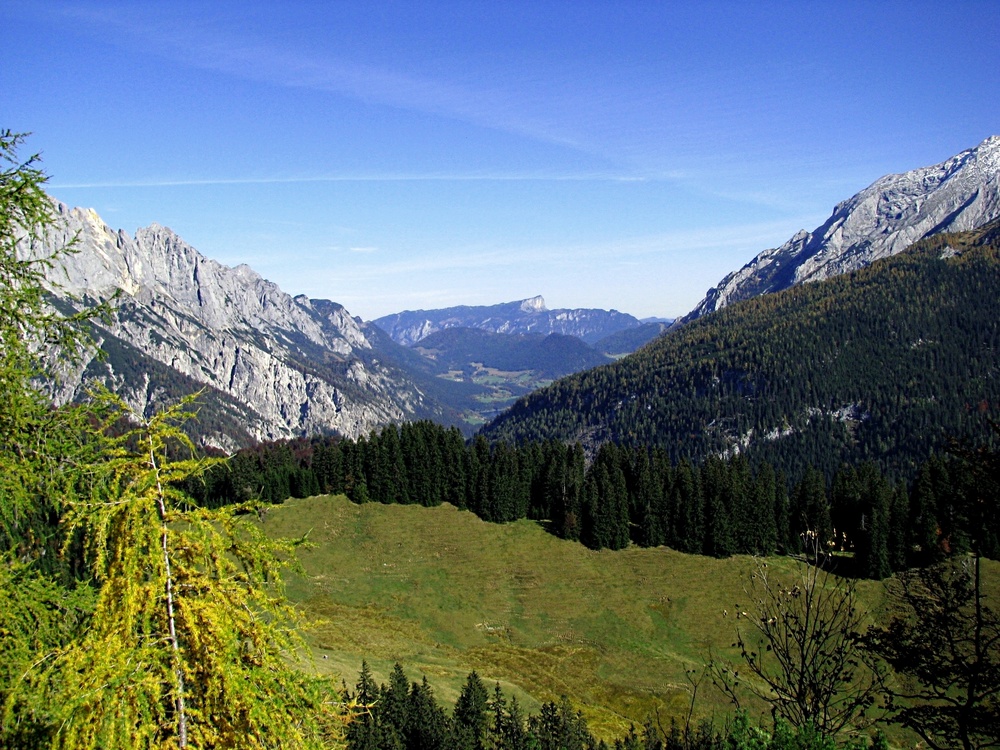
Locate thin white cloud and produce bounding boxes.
[38,3,598,158]
[310,217,816,282]
[48,171,652,189]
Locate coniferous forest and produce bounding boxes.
[185,417,999,580]
[481,223,1000,485]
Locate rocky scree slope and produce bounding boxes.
[35,203,456,450]
[685,134,1000,321]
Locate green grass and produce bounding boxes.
[264,494,996,742]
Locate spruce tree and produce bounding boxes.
[451,671,489,750]
[408,677,447,750]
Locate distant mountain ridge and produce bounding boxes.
[414,327,613,379]
[685,135,1000,320]
[373,296,647,346]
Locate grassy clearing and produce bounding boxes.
[265,494,996,741]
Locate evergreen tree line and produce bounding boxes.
[342,662,887,750]
[185,419,999,579]
[481,226,1000,488]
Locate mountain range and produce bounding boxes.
[32,135,1000,453]
[33,208,657,448]
[482,219,1000,481]
[36,205,475,450]
[372,296,651,347]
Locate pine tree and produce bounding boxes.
[774,470,793,554]
[527,697,596,750]
[909,459,943,565]
[348,662,391,750]
[792,466,832,558]
[888,480,910,572]
[486,683,530,750]
[856,464,892,580]
[408,677,447,750]
[671,459,703,554]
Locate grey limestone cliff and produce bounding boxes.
[686,135,1000,321]
[34,203,446,449]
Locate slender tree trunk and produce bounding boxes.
[150,434,188,748]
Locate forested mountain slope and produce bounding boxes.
[482,222,1000,482]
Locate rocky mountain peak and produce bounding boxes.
[685,135,1000,321]
[519,295,547,312]
[34,202,459,447]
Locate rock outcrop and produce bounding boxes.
[34,203,453,450]
[685,135,1000,321]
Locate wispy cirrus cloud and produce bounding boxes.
[36,2,597,157]
[312,217,816,282]
[48,171,658,189]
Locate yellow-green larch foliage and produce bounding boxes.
[0,131,344,748]
[31,384,345,750]
[1,130,109,746]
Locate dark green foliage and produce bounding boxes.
[450,671,489,750]
[481,224,1000,486]
[527,696,598,750]
[416,327,613,379]
[196,415,1000,576]
[407,678,448,750]
[791,467,832,557]
[864,558,1000,750]
[343,667,886,750]
[488,683,531,750]
[347,662,395,750]
[582,445,630,550]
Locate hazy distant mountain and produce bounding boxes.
[684,135,1000,321]
[594,321,672,357]
[34,204,470,450]
[414,327,612,378]
[373,296,645,346]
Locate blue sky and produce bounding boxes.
[3,1,999,320]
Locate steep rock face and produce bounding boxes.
[374,295,643,346]
[36,204,445,447]
[686,135,1000,320]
